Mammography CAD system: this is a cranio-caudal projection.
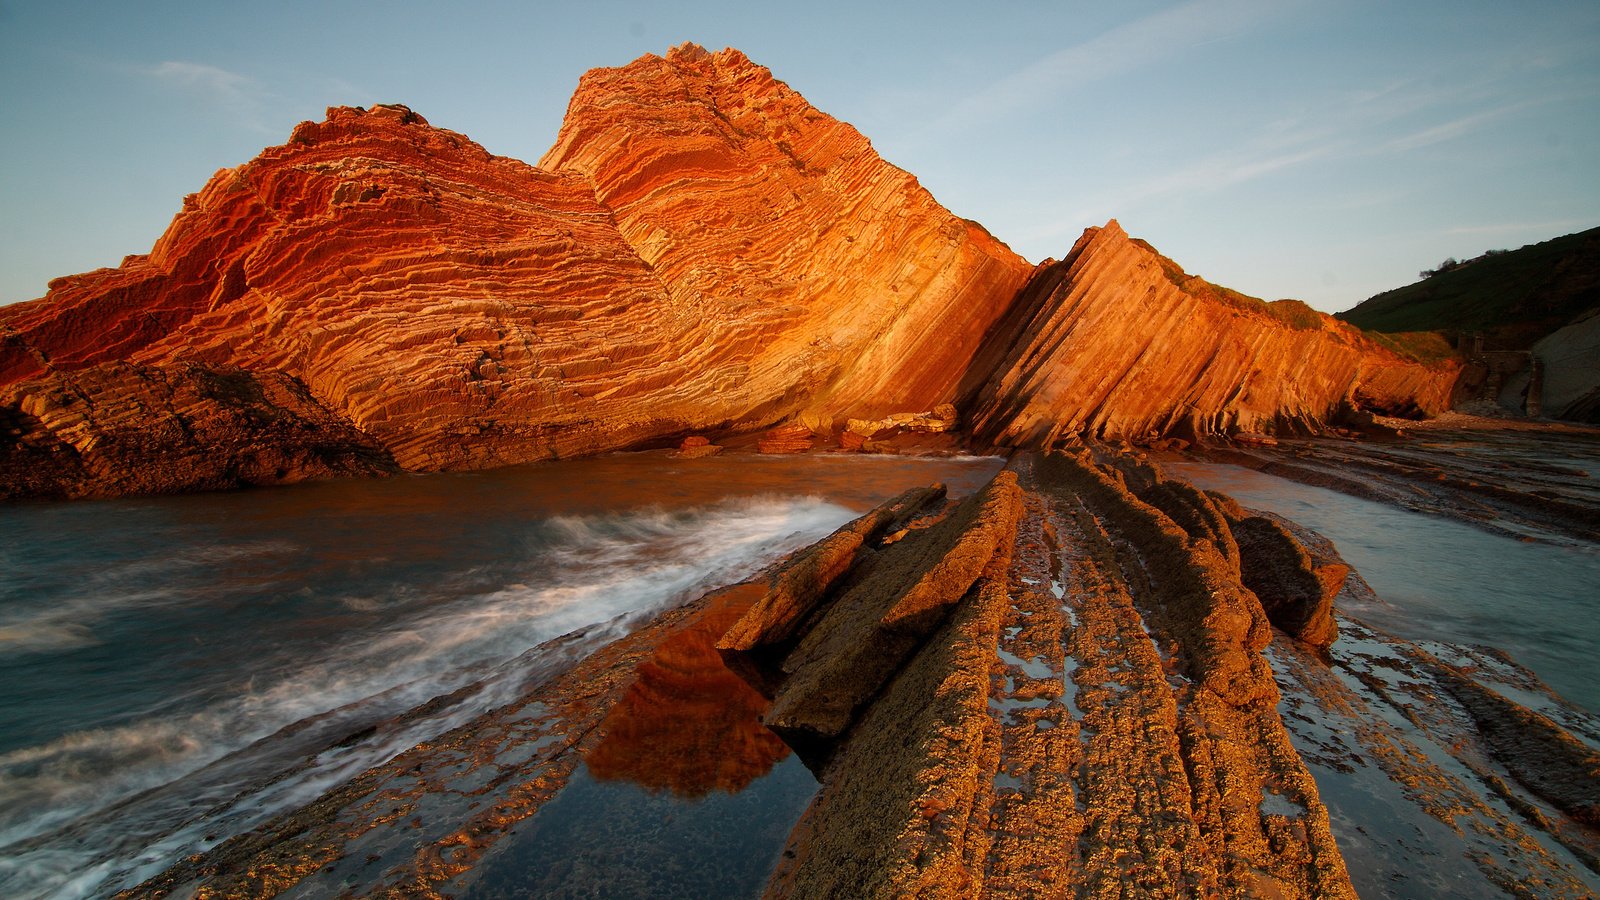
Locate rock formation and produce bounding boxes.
[717,454,1355,898]
[539,44,1035,422]
[963,221,1459,448]
[1,44,1461,501]
[3,103,686,496]
[115,454,1600,898]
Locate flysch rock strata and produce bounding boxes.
[4,43,1460,502]
[722,452,1356,898]
[963,221,1460,449]
[118,451,1600,897]
[539,44,1035,425]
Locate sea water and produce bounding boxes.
[1167,459,1600,713]
[0,452,1003,898]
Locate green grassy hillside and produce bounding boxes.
[1337,226,1600,349]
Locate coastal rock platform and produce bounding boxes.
[120,451,1600,898]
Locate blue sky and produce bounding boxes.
[2,0,1596,312]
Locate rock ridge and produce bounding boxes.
[3,48,1461,500]
[964,221,1460,448]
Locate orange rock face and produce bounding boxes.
[541,44,1035,422]
[2,103,688,493]
[965,222,1461,447]
[1,46,1463,500]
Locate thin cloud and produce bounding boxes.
[927,0,1300,138]
[1020,67,1570,251]
[145,60,274,132]
[1024,142,1339,247]
[1384,100,1534,153]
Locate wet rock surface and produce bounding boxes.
[1267,622,1600,897]
[114,449,1599,897]
[1205,425,1600,544]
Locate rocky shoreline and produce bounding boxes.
[114,448,1600,897]
[1193,421,1600,544]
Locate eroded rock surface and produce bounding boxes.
[963,222,1461,448]
[1208,425,1600,544]
[115,452,1600,897]
[3,45,1462,501]
[719,453,1356,898]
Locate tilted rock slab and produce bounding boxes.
[2,44,1459,500]
[724,454,1357,899]
[540,44,1035,423]
[965,221,1461,448]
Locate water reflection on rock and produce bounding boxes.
[584,582,791,797]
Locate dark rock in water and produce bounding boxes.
[1437,665,1600,827]
[1230,515,1343,652]
[674,435,723,458]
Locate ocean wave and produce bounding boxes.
[0,494,853,899]
[0,539,299,659]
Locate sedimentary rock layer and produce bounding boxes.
[541,43,1034,423]
[118,452,1600,896]
[2,104,691,494]
[964,221,1461,447]
[729,453,1356,899]
[2,44,1460,500]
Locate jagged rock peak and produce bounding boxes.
[666,40,714,62]
[965,219,1459,447]
[0,43,1460,501]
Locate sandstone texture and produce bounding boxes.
[3,45,1461,501]
[964,221,1461,448]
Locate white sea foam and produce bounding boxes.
[0,495,852,899]
[0,539,297,657]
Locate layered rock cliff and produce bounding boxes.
[1,44,1461,501]
[964,222,1459,448]
[539,44,1033,421]
[2,103,686,485]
